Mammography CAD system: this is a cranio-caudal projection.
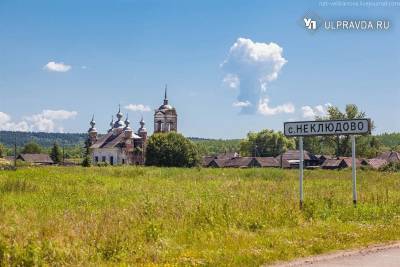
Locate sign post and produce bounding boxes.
[283,119,370,207]
[299,136,304,209]
[351,135,357,206]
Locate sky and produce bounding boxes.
[0,0,399,138]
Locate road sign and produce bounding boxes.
[284,119,371,137]
[283,118,371,208]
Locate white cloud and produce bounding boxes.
[223,74,240,89]
[24,109,77,132]
[301,103,332,119]
[40,110,77,120]
[0,109,77,132]
[221,37,288,115]
[43,61,71,72]
[124,104,151,112]
[258,97,295,116]
[0,112,30,131]
[232,101,251,107]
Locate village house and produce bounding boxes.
[17,153,54,165]
[88,88,177,165]
[275,150,319,168]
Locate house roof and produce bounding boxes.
[277,150,317,161]
[321,157,363,168]
[202,156,215,167]
[367,158,388,169]
[376,151,400,163]
[315,154,333,160]
[321,158,343,168]
[18,154,53,164]
[209,158,229,168]
[90,131,141,149]
[340,157,363,168]
[255,157,280,167]
[224,157,255,168]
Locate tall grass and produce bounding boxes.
[0,167,399,266]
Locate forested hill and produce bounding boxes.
[0,131,399,153]
[0,131,241,154]
[0,131,87,148]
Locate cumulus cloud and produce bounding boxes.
[258,98,295,116]
[301,103,332,119]
[232,101,251,108]
[43,61,71,72]
[223,74,240,89]
[124,104,151,112]
[0,110,77,132]
[222,37,292,115]
[0,112,30,131]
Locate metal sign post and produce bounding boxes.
[299,136,304,209]
[283,119,371,207]
[351,135,357,206]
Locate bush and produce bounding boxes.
[21,142,42,154]
[145,132,200,167]
[380,162,400,172]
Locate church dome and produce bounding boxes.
[114,120,125,129]
[113,105,125,128]
[157,85,175,111]
[158,104,174,110]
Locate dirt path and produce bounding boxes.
[269,242,400,267]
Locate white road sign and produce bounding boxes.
[284,119,371,137]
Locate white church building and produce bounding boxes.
[87,87,177,165]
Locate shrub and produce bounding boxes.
[380,162,400,172]
[21,141,42,154]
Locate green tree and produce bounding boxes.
[240,129,295,157]
[315,104,379,157]
[21,141,42,154]
[81,139,92,167]
[50,142,63,164]
[145,132,200,167]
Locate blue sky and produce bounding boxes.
[0,0,399,138]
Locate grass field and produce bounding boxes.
[0,167,400,266]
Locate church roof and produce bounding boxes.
[156,85,175,112]
[90,131,141,149]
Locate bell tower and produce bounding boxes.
[154,85,178,133]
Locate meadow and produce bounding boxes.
[0,167,400,266]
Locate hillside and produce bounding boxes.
[0,131,241,156]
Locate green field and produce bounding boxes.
[0,167,400,266]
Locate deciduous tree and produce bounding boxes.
[145,132,199,167]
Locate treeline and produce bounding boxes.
[240,105,400,158]
[0,104,399,159]
[0,131,87,148]
[189,138,241,156]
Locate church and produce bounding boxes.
[87,87,177,165]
